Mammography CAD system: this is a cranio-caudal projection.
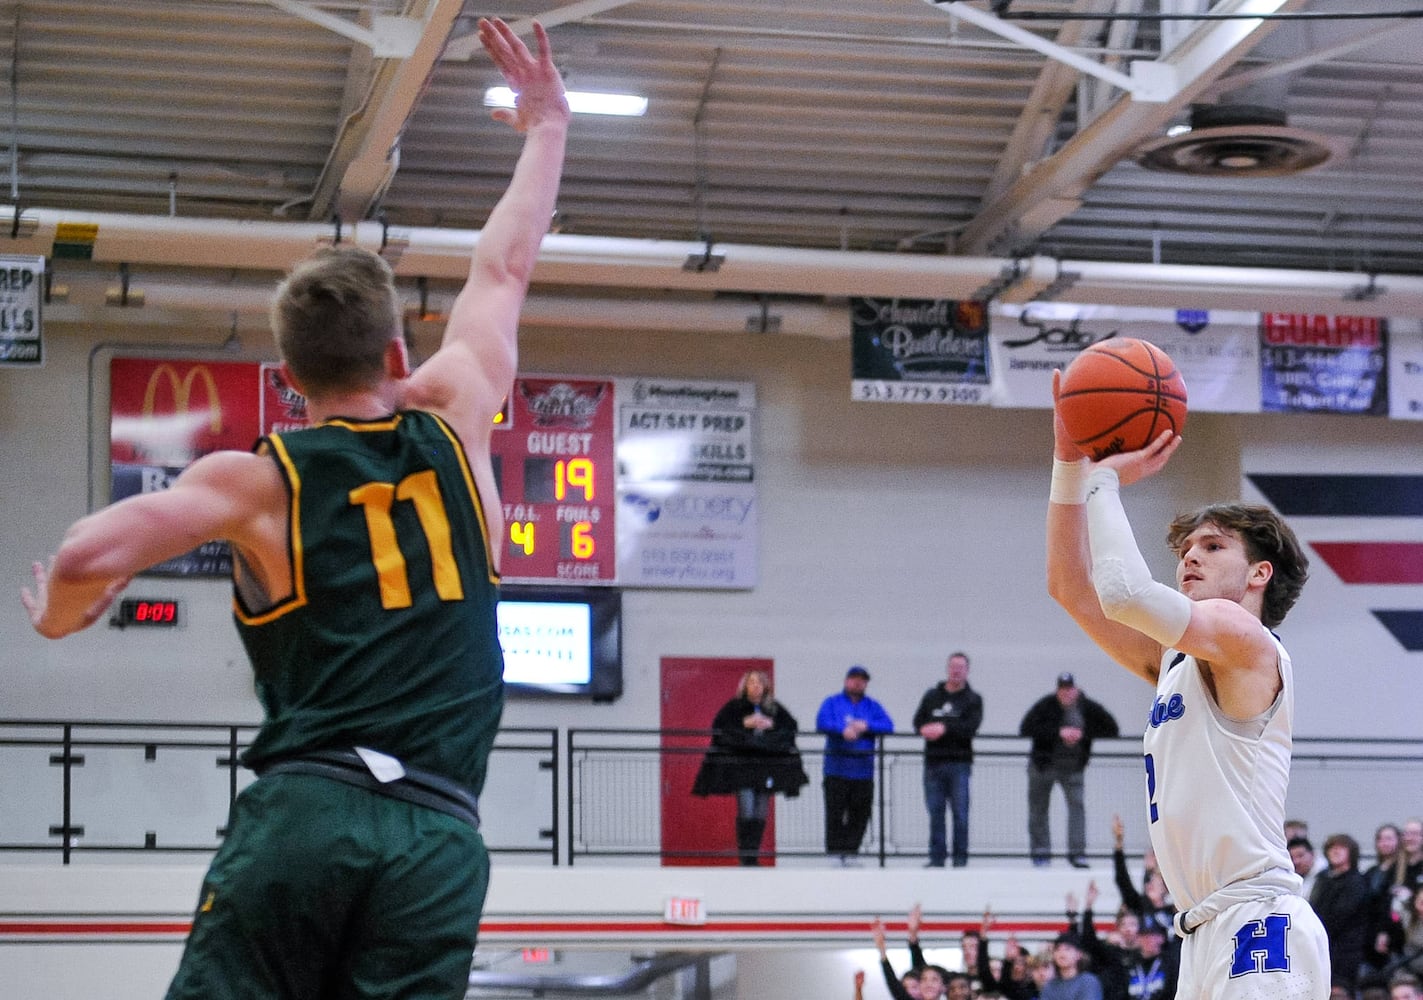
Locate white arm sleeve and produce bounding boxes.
[1084,467,1192,646]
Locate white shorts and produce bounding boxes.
[1176,893,1329,1000]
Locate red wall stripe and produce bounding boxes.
[1312,542,1423,584]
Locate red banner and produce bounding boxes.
[109,357,309,576]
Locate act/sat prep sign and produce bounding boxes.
[0,255,45,367]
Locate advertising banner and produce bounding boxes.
[615,378,757,589]
[1388,319,1423,421]
[851,297,991,405]
[990,304,1261,412]
[109,357,266,576]
[0,254,44,367]
[1259,313,1388,415]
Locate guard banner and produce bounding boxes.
[1259,313,1388,416]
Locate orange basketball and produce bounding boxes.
[1058,338,1187,460]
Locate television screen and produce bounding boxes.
[496,586,622,700]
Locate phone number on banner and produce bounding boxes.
[852,380,988,405]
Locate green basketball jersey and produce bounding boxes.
[235,410,504,794]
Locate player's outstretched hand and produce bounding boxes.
[22,558,130,639]
[478,18,570,133]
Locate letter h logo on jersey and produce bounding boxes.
[1229,914,1291,978]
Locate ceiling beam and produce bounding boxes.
[980,0,1133,207]
[263,0,424,57]
[444,0,644,60]
[304,0,464,223]
[954,0,1310,256]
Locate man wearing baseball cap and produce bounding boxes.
[815,665,895,865]
[1019,671,1120,868]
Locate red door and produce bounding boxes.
[660,657,775,866]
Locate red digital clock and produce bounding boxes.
[115,597,182,628]
[490,376,617,584]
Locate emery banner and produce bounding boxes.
[109,357,310,577]
[1259,313,1388,415]
[615,378,758,590]
[850,297,991,405]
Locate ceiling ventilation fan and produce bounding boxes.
[1135,104,1336,177]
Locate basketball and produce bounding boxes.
[1057,338,1187,460]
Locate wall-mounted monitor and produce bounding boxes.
[496,586,623,701]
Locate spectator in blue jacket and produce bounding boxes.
[817,665,895,865]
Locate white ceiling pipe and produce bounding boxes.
[1065,260,1423,318]
[9,206,1422,317]
[44,271,852,340]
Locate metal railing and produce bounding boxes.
[565,729,1423,866]
[1,721,1418,867]
[0,720,559,864]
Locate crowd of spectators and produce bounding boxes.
[855,814,1423,1000]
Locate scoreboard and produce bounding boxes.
[491,376,617,583]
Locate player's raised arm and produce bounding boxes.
[403,18,570,440]
[1046,370,1173,682]
[22,450,282,638]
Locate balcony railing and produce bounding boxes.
[567,730,1423,866]
[1,721,1417,866]
[0,721,559,864]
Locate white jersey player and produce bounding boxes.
[1045,371,1328,1000]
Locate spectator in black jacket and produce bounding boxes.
[1074,881,1178,1000]
[1311,832,1375,991]
[912,651,984,867]
[1019,672,1119,867]
[691,669,808,865]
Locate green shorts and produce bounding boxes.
[166,772,488,1000]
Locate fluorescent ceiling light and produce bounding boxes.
[483,86,647,117]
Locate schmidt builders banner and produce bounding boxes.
[850,297,991,405]
[109,357,310,576]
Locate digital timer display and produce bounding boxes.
[115,597,181,628]
[490,377,617,584]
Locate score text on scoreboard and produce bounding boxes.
[490,377,617,584]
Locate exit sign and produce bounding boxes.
[663,896,706,926]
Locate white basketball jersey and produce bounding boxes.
[1143,630,1302,911]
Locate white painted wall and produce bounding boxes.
[4,318,1416,740]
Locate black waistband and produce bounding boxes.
[256,750,480,830]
